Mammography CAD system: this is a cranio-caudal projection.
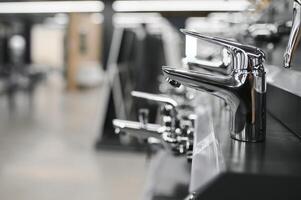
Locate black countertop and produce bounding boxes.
[223,113,301,176]
[189,111,301,200]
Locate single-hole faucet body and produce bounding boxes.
[163,30,266,142]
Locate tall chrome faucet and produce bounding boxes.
[284,0,301,68]
[163,29,266,142]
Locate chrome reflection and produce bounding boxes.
[229,138,265,174]
[189,107,225,192]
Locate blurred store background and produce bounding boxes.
[0,0,297,200]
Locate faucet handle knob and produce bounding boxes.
[131,91,178,108]
[138,108,149,125]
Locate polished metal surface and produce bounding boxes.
[163,30,266,142]
[184,58,229,75]
[284,0,301,68]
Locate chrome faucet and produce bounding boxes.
[163,29,266,142]
[284,0,301,68]
[113,91,194,155]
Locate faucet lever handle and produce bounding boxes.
[181,29,265,63]
[131,91,178,108]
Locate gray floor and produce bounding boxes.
[0,75,147,200]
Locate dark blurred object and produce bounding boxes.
[247,22,291,44]
[0,20,47,110]
[115,27,165,122]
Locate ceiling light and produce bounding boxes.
[113,0,253,12]
[0,1,104,14]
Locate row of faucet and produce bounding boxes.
[113,90,195,158]
[112,0,301,158]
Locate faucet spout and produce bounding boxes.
[284,0,301,68]
[162,66,243,90]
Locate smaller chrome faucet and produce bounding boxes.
[284,0,301,68]
[113,91,194,156]
[163,29,266,142]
